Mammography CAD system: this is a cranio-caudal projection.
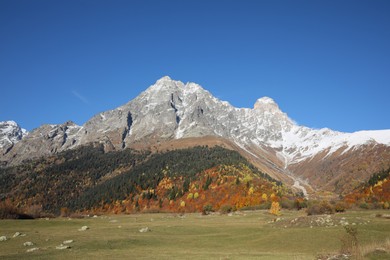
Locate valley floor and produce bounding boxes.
[0,210,389,259]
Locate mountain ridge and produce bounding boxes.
[1,76,390,195]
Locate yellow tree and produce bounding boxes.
[269,201,281,216]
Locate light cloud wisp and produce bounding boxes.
[72,90,89,105]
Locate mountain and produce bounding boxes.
[0,121,28,156]
[2,76,390,195]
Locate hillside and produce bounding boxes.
[344,167,390,209]
[0,145,293,216]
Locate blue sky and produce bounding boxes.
[1,0,389,132]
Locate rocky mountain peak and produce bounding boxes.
[0,120,28,154]
[149,76,184,91]
[156,75,173,83]
[254,97,279,111]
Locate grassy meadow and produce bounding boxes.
[0,210,389,259]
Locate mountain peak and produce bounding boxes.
[156,75,173,83]
[0,120,28,152]
[254,97,279,110]
[153,76,184,88]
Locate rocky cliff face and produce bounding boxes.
[0,121,28,155]
[2,76,390,194]
[2,121,81,165]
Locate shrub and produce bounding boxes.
[143,207,163,214]
[0,199,34,219]
[240,205,263,211]
[307,201,334,215]
[258,202,271,210]
[334,202,347,213]
[60,207,70,217]
[202,204,213,215]
[280,199,295,210]
[294,199,307,210]
[372,202,383,209]
[359,203,369,209]
[340,226,359,255]
[24,204,45,218]
[0,199,20,219]
[220,205,233,214]
[307,204,321,216]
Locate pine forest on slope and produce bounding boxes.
[0,145,293,215]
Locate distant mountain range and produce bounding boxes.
[2,76,390,196]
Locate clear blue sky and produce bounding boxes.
[1,0,389,132]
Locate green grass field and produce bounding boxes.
[0,210,389,259]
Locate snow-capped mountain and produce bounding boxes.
[76,76,390,165]
[2,76,390,194]
[0,121,28,154]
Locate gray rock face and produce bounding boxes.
[75,77,296,152]
[1,121,81,165]
[2,76,390,169]
[0,121,28,155]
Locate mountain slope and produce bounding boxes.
[2,76,390,195]
[344,167,390,208]
[0,145,287,214]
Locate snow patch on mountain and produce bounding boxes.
[277,126,390,164]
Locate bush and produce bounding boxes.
[220,205,233,214]
[0,199,34,219]
[334,202,347,213]
[202,204,213,215]
[294,199,307,210]
[24,204,44,218]
[340,226,359,254]
[143,207,164,214]
[372,202,384,209]
[280,199,295,210]
[240,205,264,211]
[0,199,20,219]
[307,201,334,215]
[258,202,271,210]
[60,207,70,217]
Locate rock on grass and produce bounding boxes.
[78,226,89,231]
